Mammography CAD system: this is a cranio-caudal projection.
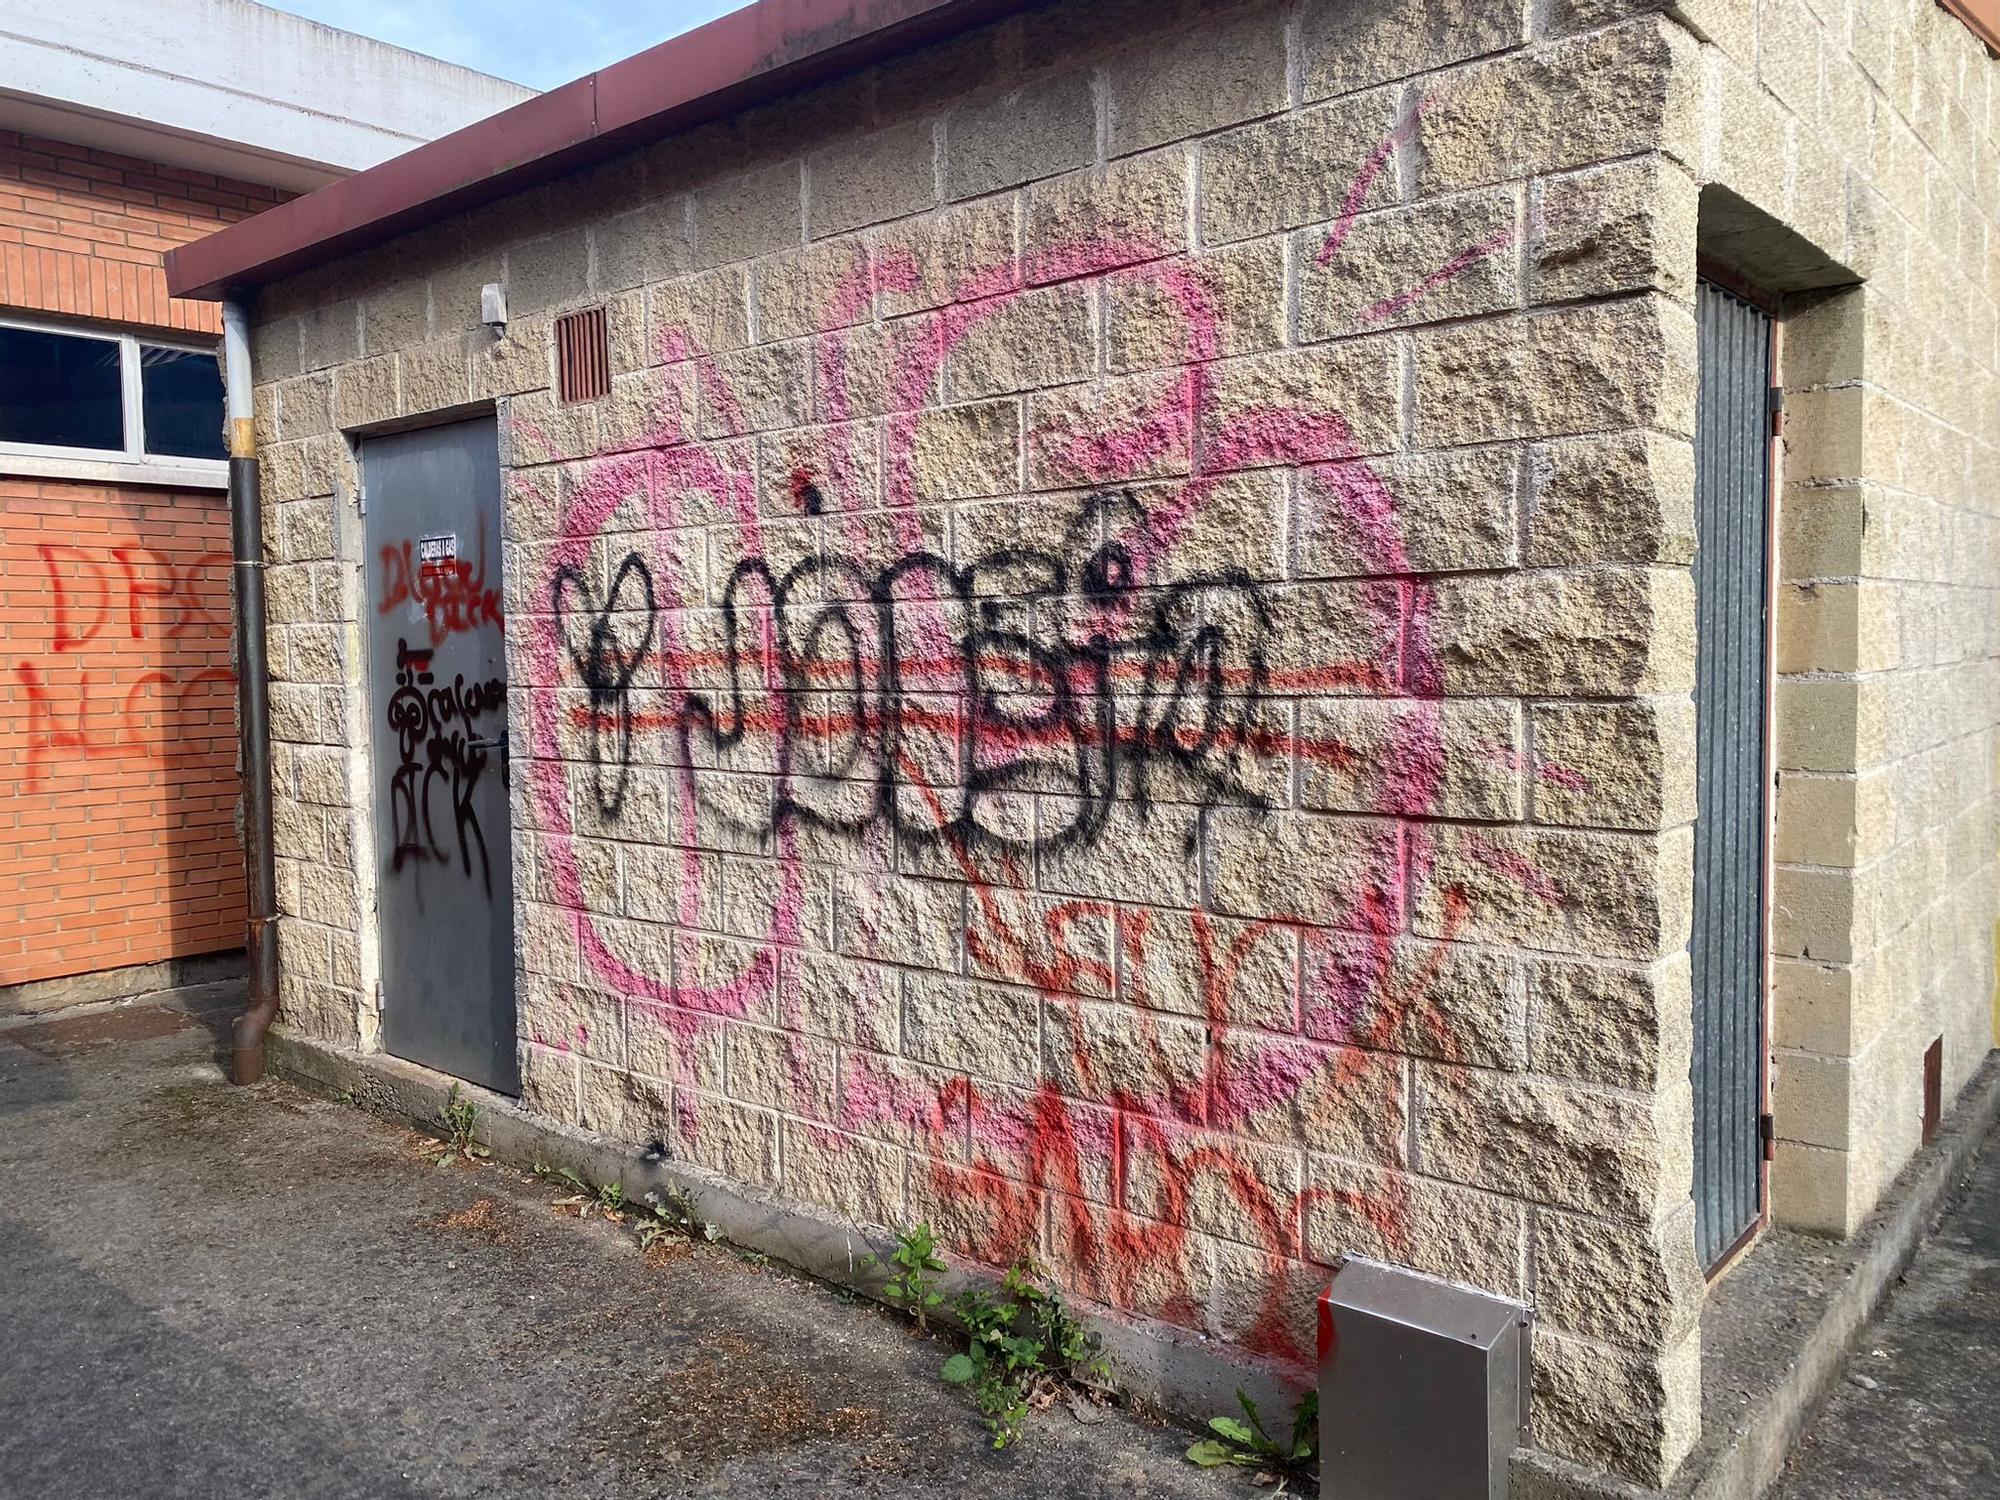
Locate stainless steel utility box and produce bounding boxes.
[1318,1257,1531,1500]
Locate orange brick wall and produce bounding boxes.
[0,131,287,336]
[0,136,282,987]
[0,480,244,985]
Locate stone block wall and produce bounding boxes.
[1670,0,2000,1239]
[232,0,1998,1487]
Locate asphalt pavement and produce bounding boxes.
[0,996,1240,1500]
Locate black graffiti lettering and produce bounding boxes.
[564,493,1275,857]
[386,637,507,892]
[552,552,657,818]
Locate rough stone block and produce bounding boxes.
[332,355,397,430]
[1298,447,1520,577]
[1299,0,1530,100]
[695,341,811,438]
[1039,801,1204,907]
[576,1062,673,1147]
[1301,928,1529,1069]
[1304,1157,1528,1297]
[1528,430,1696,567]
[1414,824,1692,962]
[1209,809,1400,929]
[1415,20,1682,195]
[1199,339,1402,463]
[507,227,590,316]
[907,398,1020,500]
[1300,697,1526,822]
[781,1120,907,1226]
[755,238,875,345]
[678,1090,780,1185]
[649,268,752,357]
[1043,999,1208,1110]
[1413,298,1696,448]
[1300,187,1522,338]
[1122,1123,1302,1250]
[1533,157,1698,305]
[1227,1034,1408,1164]
[1419,1064,1675,1218]
[1023,370,1192,489]
[1025,148,1191,273]
[361,279,429,355]
[1103,5,1287,157]
[1531,1325,1699,1485]
[400,338,473,415]
[472,315,553,399]
[873,194,1019,316]
[300,299,359,372]
[964,889,1113,1000]
[808,120,938,239]
[251,316,302,382]
[593,193,691,292]
[1103,236,1285,371]
[943,72,1095,200]
[944,282,1095,399]
[1118,907,1298,1029]
[1431,566,1694,697]
[520,977,623,1063]
[276,372,333,442]
[1535,1202,1701,1351]
[1530,698,1696,831]
[1200,90,1401,246]
[904,974,1039,1085]
[726,1023,838,1121]
[692,161,804,269]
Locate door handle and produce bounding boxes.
[467,733,507,752]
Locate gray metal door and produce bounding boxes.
[1691,279,1772,1270]
[361,416,518,1094]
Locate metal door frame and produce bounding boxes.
[355,406,519,1095]
[1692,261,1781,1279]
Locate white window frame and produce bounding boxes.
[0,312,228,490]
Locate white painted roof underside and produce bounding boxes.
[0,0,536,191]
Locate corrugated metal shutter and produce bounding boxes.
[1691,279,1773,1272]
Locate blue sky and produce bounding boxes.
[278,0,749,90]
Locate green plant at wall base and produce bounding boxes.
[938,1257,1110,1449]
[634,1186,717,1250]
[1186,1388,1318,1478]
[864,1222,948,1331]
[427,1084,490,1165]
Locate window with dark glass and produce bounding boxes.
[140,345,226,461]
[0,324,123,451]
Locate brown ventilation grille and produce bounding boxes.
[555,307,610,403]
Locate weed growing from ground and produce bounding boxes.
[426,1084,490,1166]
[862,1222,947,1331]
[934,1254,1110,1448]
[1186,1388,1318,1487]
[634,1186,718,1250]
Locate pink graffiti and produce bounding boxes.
[507,113,1562,1373]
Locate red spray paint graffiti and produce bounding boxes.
[508,125,1564,1379]
[377,534,503,647]
[14,543,238,784]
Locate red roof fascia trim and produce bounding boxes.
[166,0,1026,301]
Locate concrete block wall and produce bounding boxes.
[234,0,1997,1487]
[1668,0,2000,1237]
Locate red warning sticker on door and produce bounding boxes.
[417,534,458,571]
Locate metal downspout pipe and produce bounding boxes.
[223,299,279,1084]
